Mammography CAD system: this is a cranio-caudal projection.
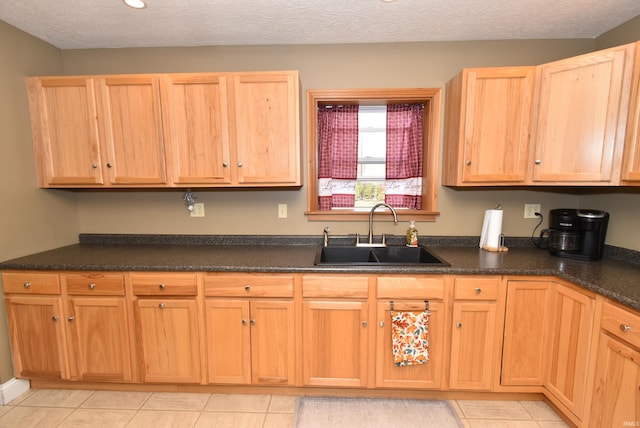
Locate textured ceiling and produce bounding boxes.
[1,0,639,49]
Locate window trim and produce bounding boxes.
[305,88,442,221]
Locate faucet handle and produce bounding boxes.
[382,233,386,245]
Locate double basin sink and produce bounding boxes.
[314,245,450,266]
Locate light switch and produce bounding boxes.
[278,204,287,218]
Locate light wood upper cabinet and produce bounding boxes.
[530,43,635,184]
[162,74,232,185]
[26,71,301,188]
[230,72,300,186]
[443,67,534,185]
[621,41,640,184]
[96,75,168,185]
[26,77,103,186]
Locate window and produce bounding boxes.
[306,88,441,221]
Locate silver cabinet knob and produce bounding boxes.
[159,284,166,290]
[52,315,60,321]
[242,319,248,325]
[456,322,462,328]
[362,321,368,327]
[91,163,98,169]
[379,321,385,328]
[534,159,541,165]
[475,288,482,294]
[620,324,631,332]
[237,162,243,167]
[67,316,75,322]
[250,319,256,326]
[465,160,471,166]
[106,162,113,168]
[23,282,31,288]
[244,285,251,292]
[158,303,165,309]
[88,283,96,289]
[222,162,228,167]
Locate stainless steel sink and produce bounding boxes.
[314,246,450,266]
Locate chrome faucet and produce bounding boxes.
[357,203,398,247]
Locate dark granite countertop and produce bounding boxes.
[1,234,639,311]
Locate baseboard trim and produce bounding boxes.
[1,378,30,404]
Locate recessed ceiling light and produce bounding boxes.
[124,0,147,9]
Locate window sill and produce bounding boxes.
[305,210,439,222]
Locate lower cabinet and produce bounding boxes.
[132,273,202,383]
[375,276,447,389]
[5,295,68,380]
[546,282,595,420]
[501,279,554,386]
[301,275,370,387]
[588,300,640,427]
[205,299,295,385]
[449,276,504,390]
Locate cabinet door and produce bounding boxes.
[26,77,103,186]
[530,43,634,183]
[589,332,640,428]
[449,301,497,390]
[205,299,251,384]
[135,299,201,383]
[444,67,534,185]
[67,297,132,382]
[163,74,232,185]
[502,280,554,386]
[546,284,595,419]
[622,42,640,183]
[250,300,295,385]
[97,75,167,185]
[302,300,368,387]
[375,300,445,389]
[5,296,68,380]
[230,72,300,185]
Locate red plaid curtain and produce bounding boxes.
[385,103,424,209]
[317,105,359,210]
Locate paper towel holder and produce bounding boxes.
[480,205,509,252]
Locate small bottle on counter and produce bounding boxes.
[406,220,418,247]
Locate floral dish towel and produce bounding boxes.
[390,310,430,367]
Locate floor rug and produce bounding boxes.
[294,396,463,428]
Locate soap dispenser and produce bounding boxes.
[406,221,418,247]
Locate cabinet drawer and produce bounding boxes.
[204,274,294,297]
[131,273,198,296]
[302,276,369,298]
[377,276,445,299]
[2,272,60,294]
[65,273,125,296]
[453,276,500,300]
[601,301,640,349]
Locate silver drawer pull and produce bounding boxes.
[362,321,368,327]
[379,321,385,328]
[456,322,462,328]
[158,303,165,309]
[52,315,59,321]
[620,324,631,332]
[242,319,248,325]
[250,319,256,325]
[67,316,75,322]
[88,283,96,289]
[159,284,166,290]
[475,288,482,294]
[23,282,31,288]
[244,285,251,292]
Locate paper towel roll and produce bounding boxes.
[479,209,503,250]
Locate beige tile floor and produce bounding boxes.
[0,389,569,427]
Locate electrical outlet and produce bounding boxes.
[524,204,541,219]
[190,203,205,217]
[278,204,288,218]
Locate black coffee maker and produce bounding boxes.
[539,209,609,260]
